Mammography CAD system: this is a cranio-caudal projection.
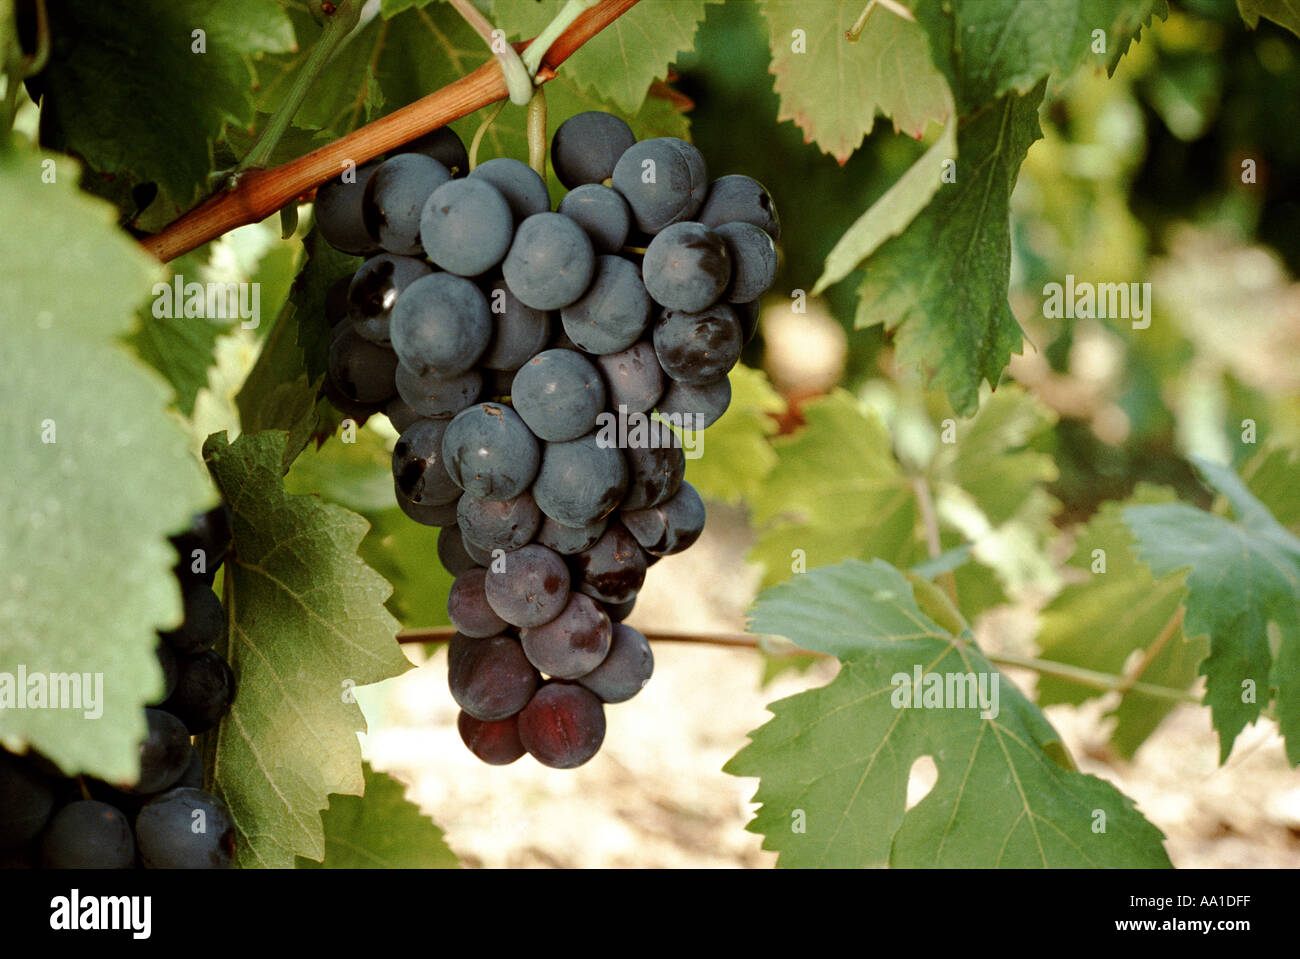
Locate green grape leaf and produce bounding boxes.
[357,508,456,630]
[1123,458,1300,765]
[130,314,233,419]
[0,151,211,780]
[296,763,458,868]
[685,365,785,507]
[284,426,455,628]
[913,0,1168,113]
[813,92,957,293]
[853,84,1044,417]
[236,231,358,469]
[748,386,1055,607]
[37,0,294,225]
[761,0,953,163]
[748,390,916,590]
[1036,488,1205,758]
[1237,0,1300,38]
[496,0,718,114]
[726,560,1172,867]
[1242,445,1300,529]
[202,431,411,869]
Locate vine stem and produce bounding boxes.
[1114,606,1185,697]
[911,474,958,607]
[445,0,533,105]
[139,0,642,263]
[396,626,1201,703]
[236,0,361,175]
[526,87,547,177]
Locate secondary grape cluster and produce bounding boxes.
[0,506,238,868]
[316,112,779,768]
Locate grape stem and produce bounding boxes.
[467,101,506,172]
[910,474,958,607]
[445,0,534,106]
[526,86,547,178]
[521,0,600,76]
[236,0,362,175]
[394,625,1201,704]
[138,0,643,263]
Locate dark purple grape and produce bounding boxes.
[169,504,232,585]
[602,595,636,623]
[481,279,551,371]
[532,433,628,528]
[596,340,664,415]
[653,302,742,385]
[40,801,136,869]
[441,403,540,502]
[457,491,541,552]
[469,157,550,220]
[536,515,607,555]
[328,324,399,403]
[0,752,55,848]
[482,544,570,628]
[129,709,192,795]
[396,127,469,177]
[551,111,635,189]
[152,642,179,706]
[438,524,483,575]
[697,174,780,239]
[362,154,452,255]
[447,633,539,721]
[714,221,777,303]
[570,523,647,604]
[447,568,511,638]
[161,650,236,734]
[560,254,651,355]
[348,254,433,343]
[393,418,461,506]
[517,683,606,769]
[579,623,653,703]
[620,481,706,556]
[510,349,606,442]
[611,138,707,234]
[558,183,631,254]
[656,373,732,429]
[395,364,482,420]
[159,580,225,656]
[519,592,611,679]
[620,435,686,510]
[135,788,236,869]
[394,484,461,527]
[457,711,526,766]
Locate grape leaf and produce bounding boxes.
[202,431,411,868]
[236,230,358,469]
[854,84,1043,417]
[1237,0,1300,37]
[130,313,233,418]
[761,0,953,162]
[296,763,458,868]
[913,0,1168,113]
[684,365,785,507]
[496,0,718,114]
[1123,458,1300,765]
[1036,488,1206,758]
[725,560,1172,867]
[813,92,957,293]
[284,426,456,628]
[748,386,1055,608]
[0,150,211,780]
[36,0,294,226]
[1242,445,1300,529]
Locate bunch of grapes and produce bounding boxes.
[0,506,238,868]
[316,112,779,768]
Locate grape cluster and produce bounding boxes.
[0,506,238,868]
[316,114,779,768]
